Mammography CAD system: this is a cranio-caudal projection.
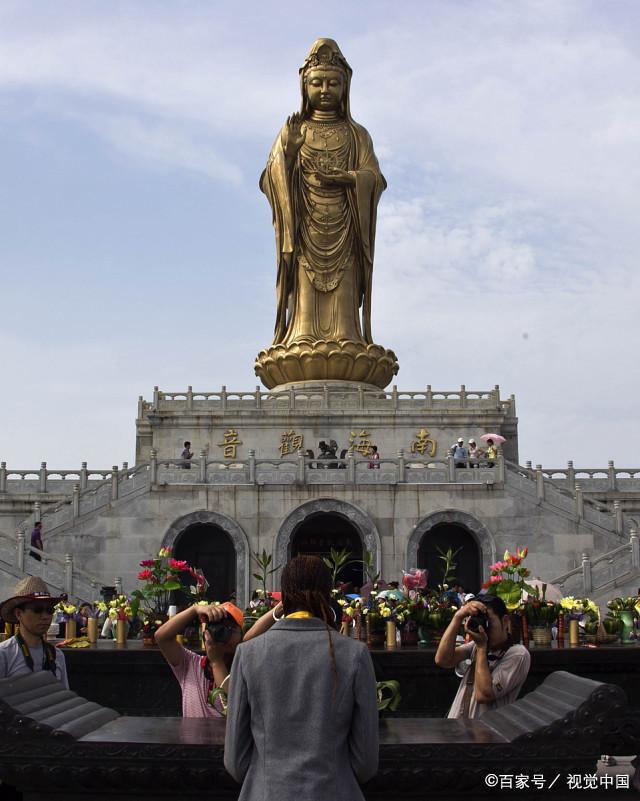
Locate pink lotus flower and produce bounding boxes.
[402,569,427,590]
[139,559,155,567]
[137,569,153,581]
[168,559,188,570]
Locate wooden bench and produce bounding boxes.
[0,670,628,800]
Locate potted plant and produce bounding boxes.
[54,601,80,640]
[482,547,534,643]
[108,595,139,645]
[522,601,560,647]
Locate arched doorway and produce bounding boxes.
[173,524,236,602]
[290,513,364,589]
[417,523,482,595]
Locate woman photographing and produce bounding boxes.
[224,555,379,800]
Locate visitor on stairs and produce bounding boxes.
[30,521,43,561]
[0,576,69,688]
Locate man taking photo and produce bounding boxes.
[435,594,530,718]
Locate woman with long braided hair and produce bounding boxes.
[225,555,378,800]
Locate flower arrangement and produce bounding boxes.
[482,547,533,609]
[559,596,599,622]
[522,601,561,627]
[54,601,79,621]
[607,596,640,616]
[132,547,195,619]
[244,589,279,632]
[108,595,138,621]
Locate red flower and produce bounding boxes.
[137,569,153,581]
[139,559,155,567]
[168,559,188,570]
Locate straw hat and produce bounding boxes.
[0,576,64,624]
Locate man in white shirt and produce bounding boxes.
[0,576,69,688]
[435,594,530,718]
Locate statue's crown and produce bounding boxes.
[301,40,350,75]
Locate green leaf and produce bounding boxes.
[252,573,264,582]
[162,580,182,591]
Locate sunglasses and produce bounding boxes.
[23,604,55,615]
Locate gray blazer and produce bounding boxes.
[224,617,379,801]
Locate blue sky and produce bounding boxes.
[1,0,639,468]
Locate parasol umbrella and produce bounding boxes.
[480,433,506,444]
[522,578,563,602]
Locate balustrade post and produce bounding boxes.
[80,462,88,490]
[608,460,616,491]
[535,465,545,500]
[114,577,123,596]
[347,452,356,485]
[509,394,517,415]
[397,449,406,483]
[255,385,261,410]
[581,552,592,595]
[289,387,296,410]
[64,554,73,596]
[221,385,227,412]
[358,386,364,409]
[199,450,207,483]
[497,451,505,483]
[137,395,144,419]
[150,449,158,484]
[186,385,193,410]
[72,484,80,518]
[460,384,466,408]
[392,384,398,410]
[566,460,575,488]
[153,386,160,409]
[323,383,329,409]
[39,462,47,493]
[425,384,433,409]
[525,461,532,470]
[248,450,256,484]
[122,462,128,474]
[630,529,639,570]
[34,501,41,523]
[0,462,6,493]
[16,530,25,571]
[111,467,119,501]
[575,485,584,519]
[447,450,456,482]
[494,384,501,409]
[297,449,305,484]
[613,500,623,535]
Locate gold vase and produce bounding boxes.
[115,619,127,645]
[87,618,98,644]
[569,619,580,646]
[531,625,552,647]
[65,619,77,640]
[340,621,350,637]
[385,620,397,649]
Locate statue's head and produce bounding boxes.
[299,38,352,118]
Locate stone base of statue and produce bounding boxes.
[254,339,399,390]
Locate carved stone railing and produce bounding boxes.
[552,529,640,598]
[530,461,640,493]
[152,450,504,487]
[0,462,131,495]
[0,531,118,603]
[144,384,516,414]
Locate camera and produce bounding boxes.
[466,612,489,633]
[204,614,237,644]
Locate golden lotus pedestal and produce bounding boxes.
[255,339,399,390]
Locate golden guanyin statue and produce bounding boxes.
[255,38,399,390]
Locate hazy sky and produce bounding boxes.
[1,0,639,469]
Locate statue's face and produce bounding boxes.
[305,68,345,112]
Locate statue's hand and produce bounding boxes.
[315,169,356,188]
[283,112,306,160]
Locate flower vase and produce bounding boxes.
[620,611,635,643]
[115,619,127,645]
[340,621,351,637]
[366,617,385,648]
[400,620,418,647]
[531,625,552,647]
[385,620,396,649]
[65,619,77,640]
[568,619,580,646]
[87,618,98,644]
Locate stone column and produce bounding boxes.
[0,462,6,493]
[566,460,575,488]
[575,486,584,519]
[297,450,305,485]
[608,460,616,491]
[72,484,80,518]
[447,450,455,482]
[39,462,47,493]
[613,500,623,535]
[150,449,158,484]
[581,552,592,595]
[80,462,88,490]
[114,577,123,595]
[34,501,41,523]
[111,466,119,501]
[397,449,406,483]
[347,452,355,485]
[248,450,256,484]
[535,465,545,500]
[16,530,25,571]
[186,385,193,410]
[64,554,73,596]
[199,450,207,483]
[630,529,639,570]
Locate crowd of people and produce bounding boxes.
[451,437,498,468]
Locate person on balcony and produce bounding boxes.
[452,438,468,468]
[180,441,194,469]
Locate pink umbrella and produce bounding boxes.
[480,433,506,444]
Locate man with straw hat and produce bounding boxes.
[0,576,69,687]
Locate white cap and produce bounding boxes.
[457,437,464,443]
[468,439,476,445]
